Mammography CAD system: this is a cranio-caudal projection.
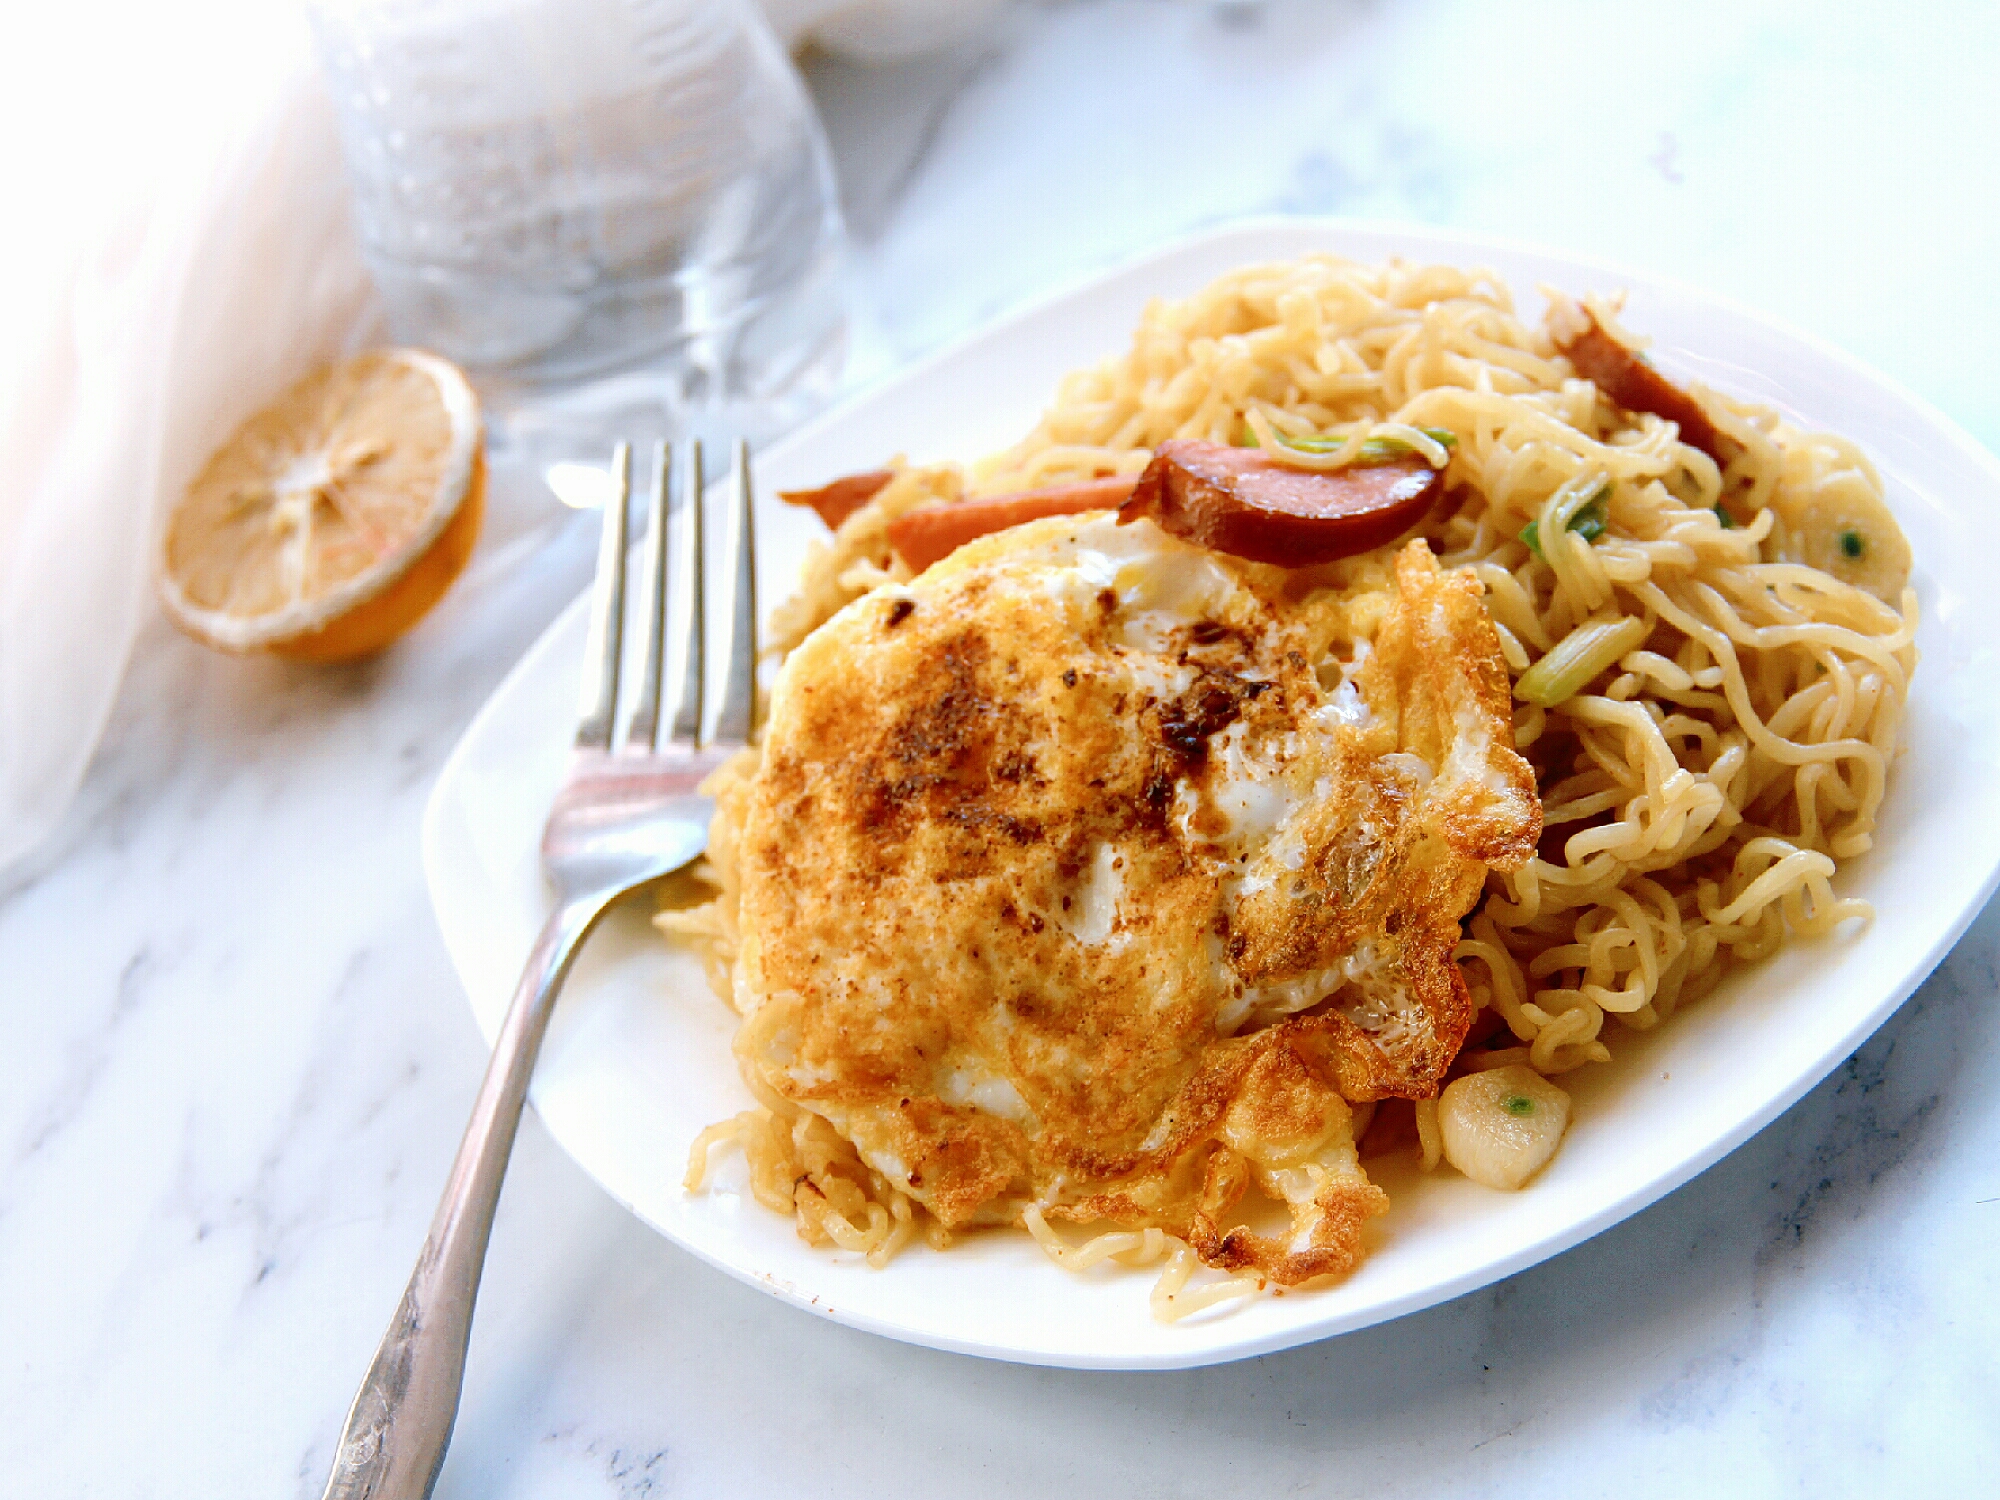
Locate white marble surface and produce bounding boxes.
[6,1,2000,1494]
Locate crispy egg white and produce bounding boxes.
[732,516,1538,1283]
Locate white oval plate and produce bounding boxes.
[423,219,2000,1370]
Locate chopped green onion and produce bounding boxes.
[1502,1095,1536,1117]
[1514,615,1649,707]
[1714,503,1739,529]
[1520,483,1611,559]
[1285,427,1458,463]
[1840,528,1865,559]
[1243,423,1459,464]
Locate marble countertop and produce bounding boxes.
[5,2,1998,1494]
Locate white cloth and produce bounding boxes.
[0,2,380,874]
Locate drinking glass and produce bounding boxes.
[308,0,851,485]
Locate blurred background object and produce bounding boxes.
[2,0,1014,880]
[307,0,852,470]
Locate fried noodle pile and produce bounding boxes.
[664,255,1916,1316]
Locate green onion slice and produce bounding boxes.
[1514,615,1649,708]
[1239,423,1459,466]
[1520,475,1611,559]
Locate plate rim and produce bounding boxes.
[422,214,2000,1370]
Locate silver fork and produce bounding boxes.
[319,438,758,1500]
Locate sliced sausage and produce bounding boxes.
[779,469,896,531]
[1115,440,1444,566]
[1552,305,1732,465]
[886,475,1139,572]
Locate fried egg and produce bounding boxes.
[731,515,1539,1284]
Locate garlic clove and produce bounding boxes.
[1772,467,1911,603]
[1437,1065,1571,1190]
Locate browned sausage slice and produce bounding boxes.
[886,475,1139,572]
[1552,307,1732,465]
[1116,440,1444,566]
[779,469,896,531]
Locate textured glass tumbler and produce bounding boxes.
[308,0,850,455]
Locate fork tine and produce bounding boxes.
[713,438,759,746]
[665,440,706,746]
[575,442,630,750]
[622,441,671,751]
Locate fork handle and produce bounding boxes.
[320,896,609,1500]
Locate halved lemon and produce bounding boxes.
[160,348,485,662]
